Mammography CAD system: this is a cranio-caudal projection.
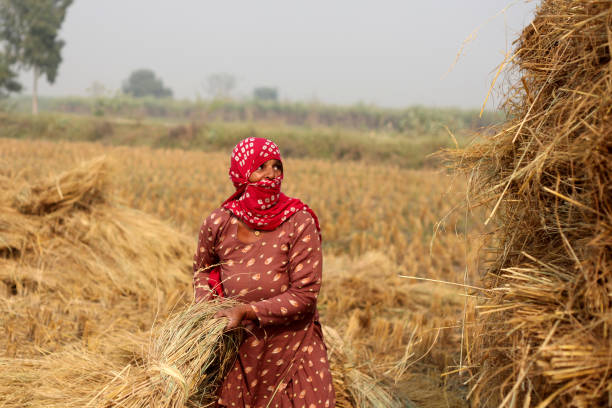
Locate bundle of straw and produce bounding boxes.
[456,1,612,406]
[13,156,110,216]
[94,300,242,408]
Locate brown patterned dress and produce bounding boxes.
[193,208,335,408]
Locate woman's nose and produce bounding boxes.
[264,166,275,179]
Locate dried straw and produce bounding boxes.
[454,1,612,406]
[0,156,193,358]
[93,300,242,408]
[12,156,110,216]
[323,326,413,408]
[0,156,202,407]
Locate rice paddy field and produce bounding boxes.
[0,130,481,407]
[2,1,608,406]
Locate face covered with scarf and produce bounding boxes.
[222,137,320,234]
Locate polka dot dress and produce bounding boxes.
[193,208,335,408]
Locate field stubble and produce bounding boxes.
[0,137,481,407]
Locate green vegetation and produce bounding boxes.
[122,69,173,98]
[0,0,73,113]
[1,95,497,168]
[0,52,20,97]
[0,112,476,168]
[253,86,278,101]
[7,95,504,133]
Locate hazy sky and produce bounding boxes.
[20,0,538,109]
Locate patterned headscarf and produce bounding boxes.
[222,137,320,234]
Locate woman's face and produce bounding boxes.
[249,159,283,182]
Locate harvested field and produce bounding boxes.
[0,137,477,406]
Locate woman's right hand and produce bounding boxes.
[214,304,257,330]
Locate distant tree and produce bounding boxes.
[122,69,173,98]
[253,87,278,102]
[0,0,73,114]
[86,81,110,98]
[0,52,20,97]
[205,72,235,99]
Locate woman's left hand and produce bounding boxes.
[214,304,257,330]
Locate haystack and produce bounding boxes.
[0,157,193,359]
[0,156,199,406]
[457,1,612,406]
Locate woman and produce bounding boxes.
[193,137,335,408]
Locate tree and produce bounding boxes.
[205,73,235,99]
[0,52,20,97]
[253,87,278,102]
[86,80,110,99]
[0,0,73,114]
[122,69,173,98]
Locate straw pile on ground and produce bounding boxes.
[0,157,193,359]
[456,1,612,406]
[93,301,242,408]
[323,325,410,408]
[1,302,241,408]
[0,156,408,407]
[0,157,197,406]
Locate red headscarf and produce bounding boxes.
[207,138,320,298]
[222,137,320,234]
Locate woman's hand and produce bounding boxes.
[214,304,257,330]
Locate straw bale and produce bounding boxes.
[455,1,612,406]
[0,153,241,407]
[0,336,141,408]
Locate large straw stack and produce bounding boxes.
[457,1,612,406]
